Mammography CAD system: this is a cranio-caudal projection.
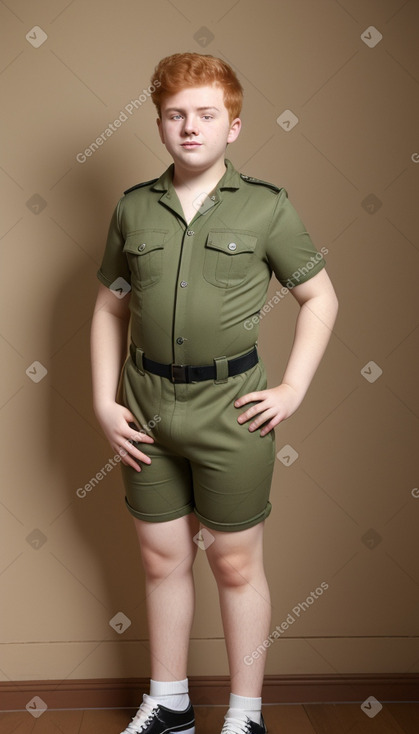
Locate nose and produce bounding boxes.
[183,115,199,136]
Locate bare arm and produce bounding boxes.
[235,268,339,435]
[90,283,153,470]
[91,283,131,410]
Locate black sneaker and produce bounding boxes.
[120,693,195,734]
[221,712,268,734]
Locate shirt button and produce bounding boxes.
[180,281,188,288]
[176,337,185,345]
[210,196,216,201]
[228,242,237,251]
[186,230,194,236]
[138,243,146,252]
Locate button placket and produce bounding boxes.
[173,226,195,362]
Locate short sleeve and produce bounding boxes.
[266,188,326,288]
[97,198,131,288]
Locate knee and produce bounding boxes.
[209,549,255,589]
[141,545,195,583]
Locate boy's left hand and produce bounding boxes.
[235,383,302,436]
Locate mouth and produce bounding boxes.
[181,142,202,148]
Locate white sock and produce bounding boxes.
[227,692,262,726]
[149,678,190,711]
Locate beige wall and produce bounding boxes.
[1,0,418,684]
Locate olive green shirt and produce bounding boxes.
[97,159,326,364]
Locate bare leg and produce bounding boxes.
[205,522,271,697]
[133,512,200,681]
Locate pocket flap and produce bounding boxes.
[123,229,167,256]
[205,230,258,255]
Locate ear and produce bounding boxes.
[156,117,165,144]
[227,117,241,144]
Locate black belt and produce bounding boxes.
[130,344,258,383]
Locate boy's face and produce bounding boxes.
[157,85,241,175]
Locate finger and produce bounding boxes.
[127,420,155,443]
[132,449,152,464]
[133,431,155,443]
[114,445,141,471]
[237,410,251,424]
[120,454,142,472]
[125,412,140,426]
[121,439,152,464]
[248,408,276,432]
[123,429,154,447]
[260,417,281,435]
[253,412,284,435]
[237,401,268,423]
[116,438,152,464]
[234,391,263,408]
[118,445,151,471]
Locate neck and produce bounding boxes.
[172,158,227,193]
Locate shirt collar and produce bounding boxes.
[151,158,241,193]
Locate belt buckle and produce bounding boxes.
[170,364,188,383]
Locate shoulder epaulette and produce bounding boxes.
[240,173,281,194]
[124,178,159,195]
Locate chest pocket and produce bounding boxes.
[123,229,167,288]
[203,230,258,288]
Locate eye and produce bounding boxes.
[202,115,213,120]
[170,114,183,120]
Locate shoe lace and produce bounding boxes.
[221,713,252,734]
[124,694,159,733]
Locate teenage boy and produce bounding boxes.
[91,52,338,734]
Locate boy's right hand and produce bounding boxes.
[94,401,154,472]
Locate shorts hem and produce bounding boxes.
[124,496,194,523]
[194,501,272,533]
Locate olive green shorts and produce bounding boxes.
[119,354,275,532]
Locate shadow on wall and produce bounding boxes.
[46,160,149,681]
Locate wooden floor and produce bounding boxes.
[1,703,419,733]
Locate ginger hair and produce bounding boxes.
[151,52,243,121]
